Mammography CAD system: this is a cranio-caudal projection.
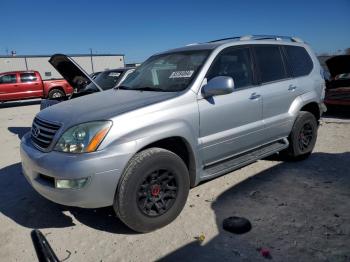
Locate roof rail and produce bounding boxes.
[208,35,304,43]
[208,37,240,43]
[186,43,200,46]
[240,35,304,43]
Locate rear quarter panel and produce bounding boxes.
[43,79,73,98]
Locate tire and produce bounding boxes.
[114,148,190,233]
[48,89,65,99]
[283,111,318,160]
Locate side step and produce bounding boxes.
[202,138,289,180]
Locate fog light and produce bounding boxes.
[55,178,89,189]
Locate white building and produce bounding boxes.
[0,54,125,80]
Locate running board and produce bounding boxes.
[202,138,289,180]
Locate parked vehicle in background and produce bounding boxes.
[21,35,326,233]
[90,71,102,79]
[40,54,135,109]
[324,55,350,106]
[0,70,73,102]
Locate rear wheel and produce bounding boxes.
[283,111,318,160]
[114,148,190,233]
[48,89,65,99]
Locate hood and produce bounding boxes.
[49,54,103,91]
[37,89,179,127]
[326,55,350,78]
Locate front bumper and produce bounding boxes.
[20,133,134,208]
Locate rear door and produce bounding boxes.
[0,73,19,101]
[253,44,302,141]
[18,72,43,99]
[198,46,264,165]
[283,45,315,96]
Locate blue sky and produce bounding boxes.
[0,0,349,62]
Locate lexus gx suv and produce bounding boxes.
[20,35,326,232]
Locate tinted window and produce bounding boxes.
[284,46,313,77]
[254,45,287,83]
[0,74,16,84]
[207,47,254,89]
[20,73,37,82]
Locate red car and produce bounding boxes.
[0,70,73,102]
[324,55,350,106]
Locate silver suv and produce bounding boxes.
[20,35,326,232]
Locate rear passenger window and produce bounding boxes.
[20,73,37,82]
[284,46,313,77]
[254,45,287,83]
[207,47,254,89]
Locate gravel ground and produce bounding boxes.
[0,100,349,262]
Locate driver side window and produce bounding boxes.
[0,74,17,84]
[207,47,254,89]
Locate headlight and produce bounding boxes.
[54,121,112,153]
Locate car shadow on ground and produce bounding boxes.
[0,99,41,109]
[8,127,31,140]
[1,153,349,260]
[0,163,134,234]
[161,152,350,261]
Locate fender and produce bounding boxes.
[104,118,202,185]
[289,91,320,117]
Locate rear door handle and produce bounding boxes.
[249,92,261,100]
[288,84,297,91]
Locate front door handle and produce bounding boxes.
[249,92,261,100]
[288,84,297,91]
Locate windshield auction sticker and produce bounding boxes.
[169,70,194,78]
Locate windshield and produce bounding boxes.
[119,50,210,92]
[84,70,123,92]
[94,70,123,90]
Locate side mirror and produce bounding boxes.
[202,76,234,97]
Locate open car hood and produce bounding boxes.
[49,54,102,91]
[326,55,350,78]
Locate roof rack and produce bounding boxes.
[240,35,304,43]
[208,37,240,43]
[208,35,304,43]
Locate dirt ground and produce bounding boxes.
[0,100,349,262]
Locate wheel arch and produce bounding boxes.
[137,136,197,187]
[300,102,320,121]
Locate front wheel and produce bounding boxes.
[283,111,318,160]
[114,148,190,233]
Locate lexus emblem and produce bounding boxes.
[32,126,40,138]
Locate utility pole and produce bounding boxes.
[89,48,95,73]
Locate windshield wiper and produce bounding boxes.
[115,85,132,90]
[116,86,166,92]
[133,86,162,91]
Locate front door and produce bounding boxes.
[198,46,264,166]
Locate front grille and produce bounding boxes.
[31,117,61,149]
